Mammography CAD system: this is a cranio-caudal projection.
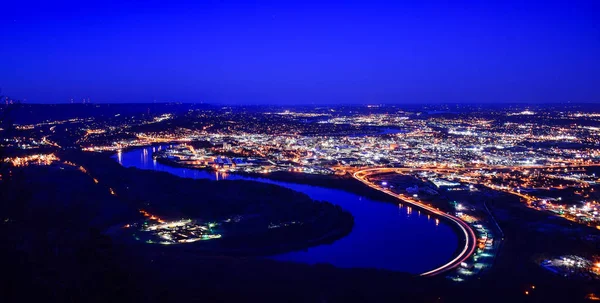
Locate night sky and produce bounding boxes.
[1,0,599,104]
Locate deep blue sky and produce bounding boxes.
[1,0,599,104]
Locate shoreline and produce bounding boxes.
[153,156,402,203]
[149,150,469,275]
[353,168,477,276]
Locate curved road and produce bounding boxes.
[353,168,477,277]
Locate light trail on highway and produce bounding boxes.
[353,168,477,277]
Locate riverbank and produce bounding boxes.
[153,152,472,273]
[118,146,461,274]
[353,169,476,277]
[156,156,468,242]
[155,156,401,203]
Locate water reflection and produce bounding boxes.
[115,146,459,274]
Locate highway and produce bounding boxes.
[353,168,477,277]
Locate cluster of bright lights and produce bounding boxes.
[4,154,59,167]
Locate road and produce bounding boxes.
[353,168,477,277]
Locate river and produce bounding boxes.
[115,146,458,274]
